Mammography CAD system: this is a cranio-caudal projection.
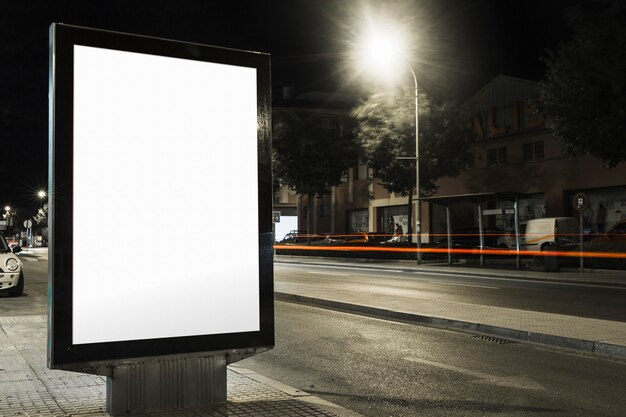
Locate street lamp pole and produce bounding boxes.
[408,65,422,263]
[357,21,421,262]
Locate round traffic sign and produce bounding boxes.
[572,192,589,212]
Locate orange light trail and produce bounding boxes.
[273,245,626,259]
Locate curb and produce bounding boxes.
[229,365,365,417]
[275,292,626,360]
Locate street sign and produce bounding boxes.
[272,211,281,223]
[572,192,589,212]
[24,220,33,228]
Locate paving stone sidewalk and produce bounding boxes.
[0,315,362,417]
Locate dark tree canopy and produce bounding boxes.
[537,0,626,167]
[351,86,474,197]
[272,112,356,198]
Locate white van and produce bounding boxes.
[521,217,578,251]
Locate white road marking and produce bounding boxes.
[306,271,350,277]
[276,262,404,273]
[20,257,39,263]
[429,280,500,290]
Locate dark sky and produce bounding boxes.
[1,0,574,216]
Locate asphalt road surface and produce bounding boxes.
[241,300,626,417]
[275,259,626,322]
[0,249,47,316]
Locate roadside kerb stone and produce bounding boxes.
[275,292,626,360]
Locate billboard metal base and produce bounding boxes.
[106,354,226,416]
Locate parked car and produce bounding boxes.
[0,232,24,297]
[497,222,527,249]
[277,230,333,245]
[522,217,578,251]
[434,227,501,249]
[589,219,626,244]
[342,232,388,244]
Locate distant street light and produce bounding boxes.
[358,22,422,263]
[38,190,46,199]
[3,206,14,237]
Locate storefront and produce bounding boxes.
[347,209,369,233]
[377,205,409,237]
[565,186,626,234]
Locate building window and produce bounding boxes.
[498,146,507,163]
[466,152,476,169]
[487,146,507,166]
[523,140,544,161]
[320,203,330,217]
[534,140,544,159]
[349,209,369,232]
[522,142,533,160]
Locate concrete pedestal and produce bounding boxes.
[106,354,226,416]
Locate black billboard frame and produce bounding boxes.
[48,23,274,369]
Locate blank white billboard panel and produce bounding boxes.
[71,45,259,344]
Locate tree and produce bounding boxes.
[33,204,48,225]
[273,112,357,234]
[537,0,626,167]
[352,86,474,235]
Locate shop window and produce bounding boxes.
[349,209,369,232]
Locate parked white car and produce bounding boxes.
[523,217,578,251]
[497,222,527,249]
[497,217,578,251]
[0,233,24,297]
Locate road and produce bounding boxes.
[241,300,626,417]
[275,259,626,322]
[0,248,48,316]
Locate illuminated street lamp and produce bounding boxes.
[358,23,422,263]
[38,190,46,199]
[3,206,14,237]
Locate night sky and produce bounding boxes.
[1,0,574,217]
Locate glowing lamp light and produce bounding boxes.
[359,24,409,83]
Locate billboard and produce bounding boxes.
[48,24,273,368]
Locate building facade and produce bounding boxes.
[276,76,626,240]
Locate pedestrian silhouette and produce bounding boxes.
[597,203,607,233]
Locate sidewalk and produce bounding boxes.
[275,256,626,359]
[0,318,362,417]
[1,249,364,416]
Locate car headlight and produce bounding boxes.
[6,258,19,272]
